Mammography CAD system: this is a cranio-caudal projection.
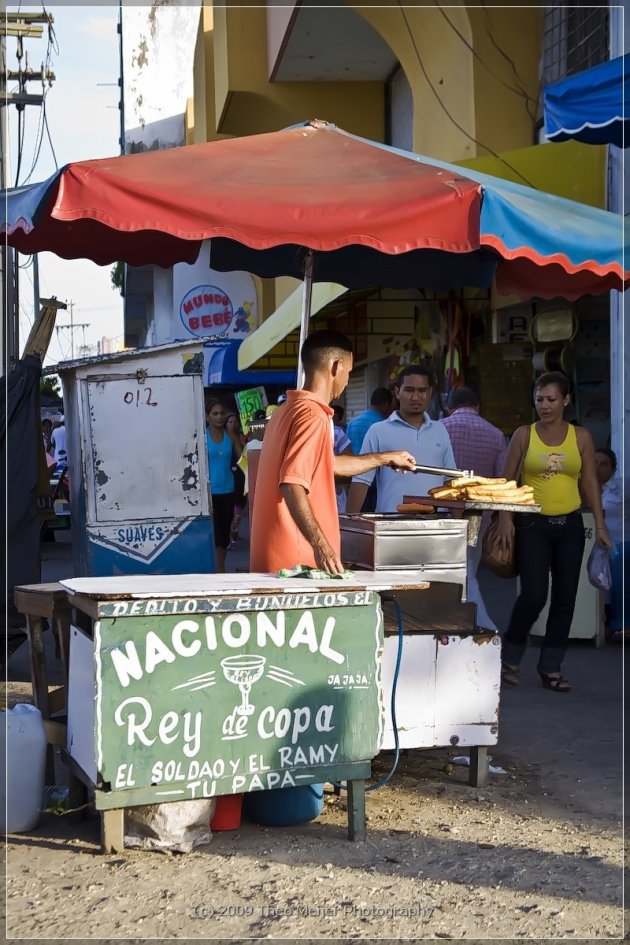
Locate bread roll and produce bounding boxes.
[428,486,461,499]
[465,490,535,503]
[463,480,518,491]
[396,503,435,514]
[447,475,507,488]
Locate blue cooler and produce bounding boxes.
[244,784,324,826]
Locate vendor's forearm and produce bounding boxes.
[335,452,387,477]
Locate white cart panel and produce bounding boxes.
[85,375,206,522]
[380,633,500,750]
[67,626,97,783]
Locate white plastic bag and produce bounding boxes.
[125,798,216,853]
[586,544,613,591]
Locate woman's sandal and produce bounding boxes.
[539,672,571,693]
[501,663,520,686]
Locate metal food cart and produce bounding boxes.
[339,495,542,776]
[55,341,214,577]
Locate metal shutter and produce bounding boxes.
[344,369,368,422]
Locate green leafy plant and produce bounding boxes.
[40,375,61,398]
[111,261,124,294]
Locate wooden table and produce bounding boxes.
[13,582,72,782]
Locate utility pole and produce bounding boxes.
[55,301,90,361]
[3,10,55,372]
[118,0,125,156]
[1,22,8,375]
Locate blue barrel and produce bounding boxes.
[244,784,324,827]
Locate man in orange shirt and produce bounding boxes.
[250,330,416,573]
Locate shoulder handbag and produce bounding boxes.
[482,511,517,578]
[480,425,530,578]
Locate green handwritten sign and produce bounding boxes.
[235,386,267,434]
[94,592,383,808]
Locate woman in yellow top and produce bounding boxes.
[497,372,612,692]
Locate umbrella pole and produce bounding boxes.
[297,249,314,390]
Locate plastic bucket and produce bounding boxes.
[0,704,47,833]
[244,784,324,827]
[210,793,243,831]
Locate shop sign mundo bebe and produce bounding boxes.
[179,283,255,341]
[95,592,384,801]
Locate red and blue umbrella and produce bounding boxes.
[4,119,627,302]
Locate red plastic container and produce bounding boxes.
[210,793,243,831]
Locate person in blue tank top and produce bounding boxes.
[206,399,240,572]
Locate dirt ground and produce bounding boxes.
[5,541,625,940]
[5,678,624,942]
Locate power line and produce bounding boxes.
[396,1,537,190]
[22,99,46,183]
[480,2,536,95]
[56,300,90,360]
[431,0,537,123]
[42,96,57,169]
[24,11,58,182]
[4,7,57,367]
[14,107,25,185]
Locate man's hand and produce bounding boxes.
[380,450,416,471]
[313,539,345,575]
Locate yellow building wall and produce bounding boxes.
[468,4,543,154]
[353,1,542,161]
[459,140,607,209]
[354,2,475,161]
[189,4,232,145]
[190,1,597,375]
[211,4,385,141]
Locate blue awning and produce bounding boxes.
[203,341,295,388]
[544,56,628,148]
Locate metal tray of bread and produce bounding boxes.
[402,495,541,514]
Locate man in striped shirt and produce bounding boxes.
[442,387,507,631]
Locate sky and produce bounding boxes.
[7,3,124,366]
[7,1,201,367]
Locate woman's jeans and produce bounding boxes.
[502,511,585,674]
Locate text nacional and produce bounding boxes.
[108,609,346,687]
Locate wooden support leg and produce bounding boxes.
[468,747,489,787]
[25,616,50,718]
[55,616,71,690]
[25,616,57,783]
[101,808,125,853]
[347,779,366,842]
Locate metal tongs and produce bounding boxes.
[412,464,474,479]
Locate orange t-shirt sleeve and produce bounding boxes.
[279,412,330,493]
